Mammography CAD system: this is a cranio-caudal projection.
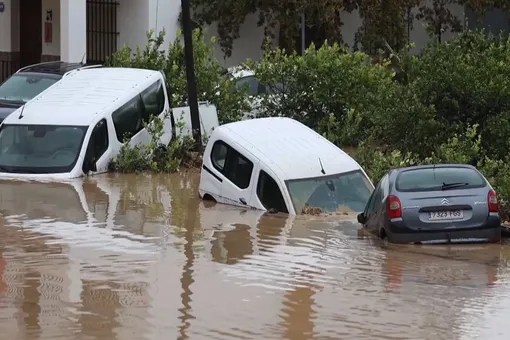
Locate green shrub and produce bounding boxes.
[107,29,251,124]
[109,116,198,173]
[248,42,398,146]
[399,30,510,158]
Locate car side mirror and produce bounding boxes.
[357,212,366,224]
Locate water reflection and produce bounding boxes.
[382,244,500,291]
[280,283,317,340]
[0,174,509,339]
[176,173,200,340]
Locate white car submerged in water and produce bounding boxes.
[199,117,374,214]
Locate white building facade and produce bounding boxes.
[0,0,508,82]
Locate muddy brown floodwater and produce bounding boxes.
[1,173,510,339]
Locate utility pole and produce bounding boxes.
[181,0,202,151]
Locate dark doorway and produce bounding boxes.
[19,0,42,67]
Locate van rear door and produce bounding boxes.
[173,103,219,140]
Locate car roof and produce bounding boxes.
[16,61,92,76]
[3,67,163,127]
[212,117,363,181]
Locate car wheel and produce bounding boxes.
[379,227,392,246]
[379,228,387,240]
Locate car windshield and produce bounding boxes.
[396,167,486,192]
[286,170,374,214]
[235,75,284,96]
[0,74,59,103]
[0,124,87,173]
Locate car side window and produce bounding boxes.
[211,141,228,171]
[140,80,165,122]
[257,170,288,213]
[364,191,375,214]
[92,119,109,159]
[82,119,109,173]
[224,149,253,189]
[210,140,254,189]
[366,181,382,215]
[372,186,384,211]
[380,174,389,200]
[235,76,259,96]
[112,95,144,142]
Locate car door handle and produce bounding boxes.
[239,198,247,205]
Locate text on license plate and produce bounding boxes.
[428,210,463,220]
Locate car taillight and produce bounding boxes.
[387,195,402,219]
[488,189,499,213]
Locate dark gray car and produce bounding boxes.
[357,164,501,244]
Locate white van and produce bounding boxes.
[199,117,374,214]
[0,67,218,180]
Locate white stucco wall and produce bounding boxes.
[42,0,61,56]
[0,0,12,51]
[409,3,464,53]
[148,0,181,48]
[203,13,271,68]
[60,0,86,62]
[117,0,181,53]
[0,0,468,65]
[117,0,150,52]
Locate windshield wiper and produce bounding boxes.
[441,182,469,190]
[0,166,40,174]
[0,99,24,106]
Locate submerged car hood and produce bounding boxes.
[0,104,21,121]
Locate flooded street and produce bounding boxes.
[1,173,510,339]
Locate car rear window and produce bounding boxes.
[396,167,486,192]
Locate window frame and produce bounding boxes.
[211,140,228,172]
[83,119,109,173]
[140,79,165,122]
[285,169,374,215]
[0,123,88,174]
[111,78,166,144]
[111,94,144,142]
[235,75,261,96]
[366,181,382,216]
[395,166,487,192]
[210,140,254,190]
[256,169,288,213]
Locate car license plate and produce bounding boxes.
[428,210,463,220]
